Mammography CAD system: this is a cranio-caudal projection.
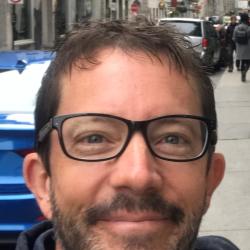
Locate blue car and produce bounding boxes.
[0,51,54,245]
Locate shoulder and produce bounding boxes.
[15,221,54,250]
[195,235,240,250]
[241,24,249,29]
[234,25,240,32]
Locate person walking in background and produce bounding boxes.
[226,15,240,72]
[233,13,250,82]
[215,22,228,68]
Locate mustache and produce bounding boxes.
[85,191,185,226]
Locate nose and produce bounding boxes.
[109,133,164,194]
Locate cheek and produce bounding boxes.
[49,134,111,211]
[162,163,208,214]
[51,164,111,212]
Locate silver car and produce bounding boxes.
[158,18,222,69]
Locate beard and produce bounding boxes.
[50,189,206,250]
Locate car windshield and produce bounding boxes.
[160,21,202,37]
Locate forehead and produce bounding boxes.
[57,49,201,120]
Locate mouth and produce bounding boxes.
[97,211,173,234]
[85,192,185,235]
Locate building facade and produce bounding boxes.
[0,0,137,50]
[199,0,238,18]
[0,0,242,50]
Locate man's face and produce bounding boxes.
[231,16,237,23]
[28,49,224,250]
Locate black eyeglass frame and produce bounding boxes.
[38,113,217,162]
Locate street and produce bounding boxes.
[199,67,250,250]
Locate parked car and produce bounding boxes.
[158,18,222,70]
[0,51,54,246]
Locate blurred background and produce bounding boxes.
[0,0,249,51]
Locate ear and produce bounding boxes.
[23,153,52,220]
[204,152,225,213]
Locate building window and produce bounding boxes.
[12,0,33,41]
[76,0,92,22]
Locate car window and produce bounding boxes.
[160,21,202,37]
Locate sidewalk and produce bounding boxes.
[199,69,250,250]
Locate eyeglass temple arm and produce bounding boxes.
[210,130,217,146]
[38,119,53,143]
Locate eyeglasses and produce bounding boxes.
[38,113,216,162]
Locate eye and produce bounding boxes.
[85,134,104,143]
[163,135,181,144]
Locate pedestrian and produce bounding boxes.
[233,13,250,82]
[16,19,239,250]
[226,15,240,72]
[215,22,228,68]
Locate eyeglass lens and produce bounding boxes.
[62,116,129,160]
[147,117,207,160]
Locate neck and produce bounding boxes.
[55,241,63,250]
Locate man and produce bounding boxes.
[225,15,240,72]
[233,13,250,82]
[16,20,239,250]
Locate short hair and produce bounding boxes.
[240,13,249,24]
[35,19,217,173]
[230,15,236,21]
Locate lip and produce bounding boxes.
[102,211,166,221]
[97,211,171,234]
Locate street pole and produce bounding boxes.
[11,4,16,50]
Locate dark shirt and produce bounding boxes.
[15,221,54,250]
[15,221,240,250]
[226,23,238,46]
